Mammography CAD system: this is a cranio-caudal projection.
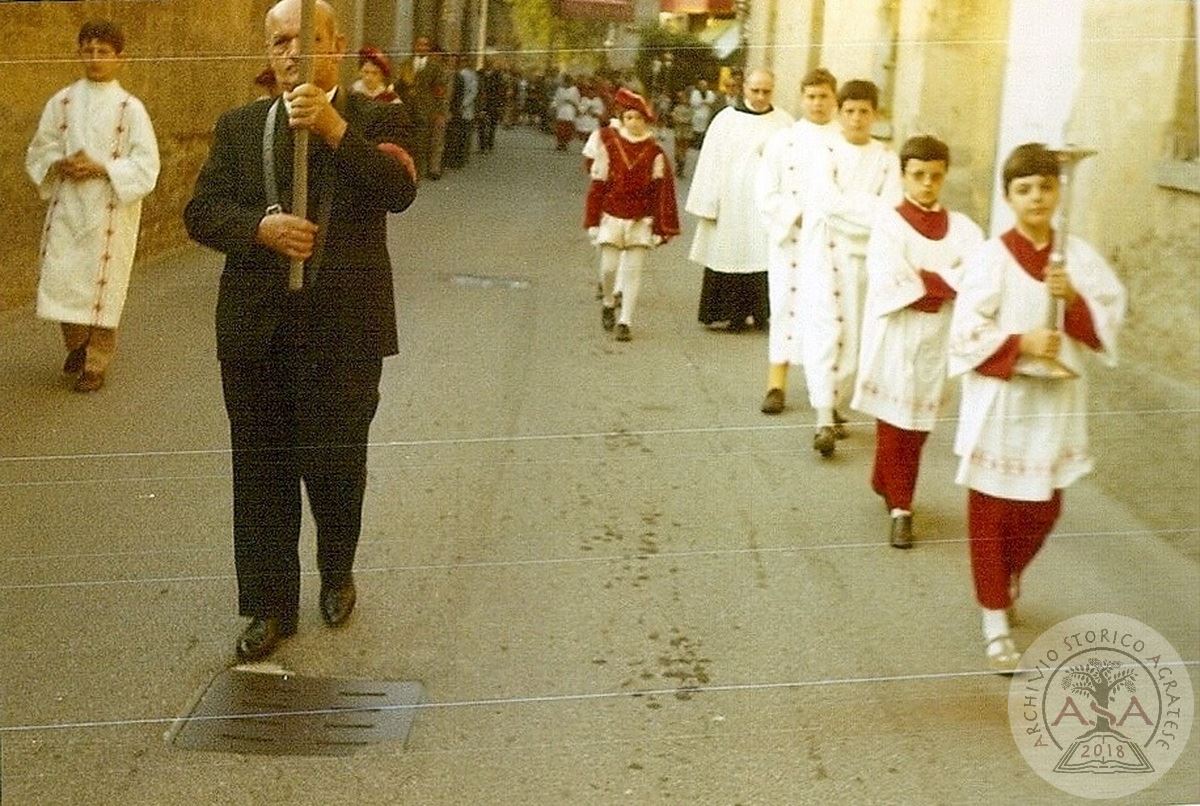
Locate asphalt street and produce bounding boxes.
[0,126,1197,805]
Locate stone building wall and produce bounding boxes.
[1,0,275,311]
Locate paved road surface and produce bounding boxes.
[1,127,1196,804]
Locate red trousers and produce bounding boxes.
[870,420,929,511]
[968,489,1062,609]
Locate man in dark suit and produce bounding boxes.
[394,36,449,180]
[184,0,417,662]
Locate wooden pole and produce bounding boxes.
[289,0,316,292]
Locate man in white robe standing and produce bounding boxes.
[686,68,793,332]
[755,67,839,414]
[25,19,159,393]
[799,80,901,456]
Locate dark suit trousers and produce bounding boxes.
[221,344,382,626]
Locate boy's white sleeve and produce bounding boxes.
[103,99,160,204]
[25,91,68,198]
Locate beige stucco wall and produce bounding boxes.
[1068,0,1200,379]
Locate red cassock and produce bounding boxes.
[584,127,680,241]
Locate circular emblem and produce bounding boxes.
[1008,613,1194,799]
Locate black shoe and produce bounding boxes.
[890,514,914,549]
[615,323,631,342]
[601,305,616,331]
[813,426,836,458]
[63,347,85,376]
[235,616,294,662]
[760,388,785,415]
[320,578,357,627]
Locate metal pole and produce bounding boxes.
[290,0,316,292]
[475,0,489,70]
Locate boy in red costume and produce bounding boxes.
[583,88,680,342]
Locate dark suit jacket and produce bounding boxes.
[184,90,417,362]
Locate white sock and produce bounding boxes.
[816,406,834,428]
[890,508,911,519]
[982,608,1010,641]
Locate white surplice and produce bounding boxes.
[755,117,839,365]
[685,105,793,273]
[26,79,159,328]
[852,207,984,431]
[799,137,902,409]
[948,235,1126,501]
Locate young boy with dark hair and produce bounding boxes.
[852,135,983,548]
[948,142,1126,673]
[25,19,159,392]
[799,79,902,456]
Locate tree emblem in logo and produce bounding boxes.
[1052,657,1154,774]
[1008,613,1194,800]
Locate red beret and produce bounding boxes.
[614,87,654,122]
[358,46,392,78]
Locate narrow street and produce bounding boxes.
[0,125,1196,804]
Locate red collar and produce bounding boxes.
[896,198,948,240]
[1001,228,1054,280]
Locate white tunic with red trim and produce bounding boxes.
[26,79,160,328]
[948,233,1126,501]
[852,202,983,431]
[755,117,839,364]
[798,137,902,407]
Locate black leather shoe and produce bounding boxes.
[601,305,616,331]
[235,616,294,662]
[320,578,357,627]
[890,514,914,549]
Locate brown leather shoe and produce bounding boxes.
[74,371,104,393]
[813,426,836,458]
[319,578,357,627]
[63,347,85,376]
[760,388,784,415]
[235,616,295,662]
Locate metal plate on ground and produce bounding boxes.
[168,667,425,756]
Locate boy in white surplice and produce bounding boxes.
[25,19,160,392]
[852,135,983,550]
[948,143,1126,673]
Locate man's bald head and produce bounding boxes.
[265,0,345,91]
[266,0,338,38]
[743,68,775,112]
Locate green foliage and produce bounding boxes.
[634,25,720,96]
[505,0,609,68]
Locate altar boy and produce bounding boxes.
[852,136,983,549]
[26,19,160,392]
[948,143,1125,673]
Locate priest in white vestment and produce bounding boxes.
[755,67,840,414]
[686,68,793,331]
[25,20,159,392]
